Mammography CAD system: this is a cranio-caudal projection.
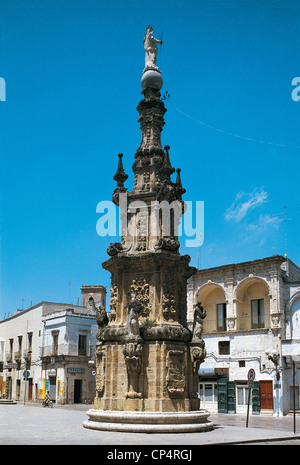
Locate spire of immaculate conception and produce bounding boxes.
[84,26,212,434]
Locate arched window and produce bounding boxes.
[291,296,300,339]
[197,283,227,333]
[235,278,270,330]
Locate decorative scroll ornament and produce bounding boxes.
[190,344,206,375]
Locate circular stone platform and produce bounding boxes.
[83,409,213,433]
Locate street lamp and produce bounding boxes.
[265,350,280,369]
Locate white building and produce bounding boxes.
[187,255,300,416]
[0,285,106,404]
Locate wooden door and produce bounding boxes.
[217,375,228,413]
[28,378,33,401]
[260,380,273,410]
[227,381,236,413]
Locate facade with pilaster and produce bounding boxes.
[187,255,300,416]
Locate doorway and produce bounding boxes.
[260,380,273,410]
[28,378,33,401]
[74,379,82,403]
[49,376,56,401]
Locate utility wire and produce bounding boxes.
[173,106,300,150]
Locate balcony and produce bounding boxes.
[40,344,91,363]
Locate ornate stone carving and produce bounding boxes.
[112,153,128,206]
[96,304,109,340]
[109,284,118,322]
[162,275,176,321]
[227,317,236,331]
[190,344,206,375]
[166,350,185,395]
[123,341,143,399]
[154,238,180,252]
[125,294,143,336]
[95,344,105,398]
[141,324,190,342]
[130,278,151,318]
[271,314,280,328]
[192,302,207,341]
[135,210,148,251]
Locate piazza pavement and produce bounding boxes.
[0,402,300,447]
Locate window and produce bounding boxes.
[9,339,14,362]
[239,360,245,367]
[200,383,218,405]
[251,299,265,328]
[237,385,251,406]
[78,335,87,356]
[218,341,230,355]
[217,303,227,331]
[18,336,23,353]
[52,334,58,355]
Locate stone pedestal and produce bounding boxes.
[83,410,213,433]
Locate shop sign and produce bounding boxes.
[67,368,85,373]
[5,363,17,369]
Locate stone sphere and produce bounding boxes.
[141,69,163,91]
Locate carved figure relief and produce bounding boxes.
[123,342,143,399]
[166,350,185,394]
[95,344,105,398]
[96,304,109,340]
[135,210,148,251]
[125,294,143,336]
[192,302,207,341]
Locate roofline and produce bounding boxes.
[0,301,86,323]
[193,255,291,275]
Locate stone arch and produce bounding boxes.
[235,276,270,330]
[235,276,270,300]
[196,282,227,333]
[289,292,300,339]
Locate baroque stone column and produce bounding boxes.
[84,25,212,433]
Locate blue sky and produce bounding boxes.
[0,0,299,317]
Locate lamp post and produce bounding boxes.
[291,355,299,434]
[265,350,281,416]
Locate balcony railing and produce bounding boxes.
[41,344,92,358]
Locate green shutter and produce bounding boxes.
[227,381,236,414]
[217,375,228,413]
[252,381,260,415]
